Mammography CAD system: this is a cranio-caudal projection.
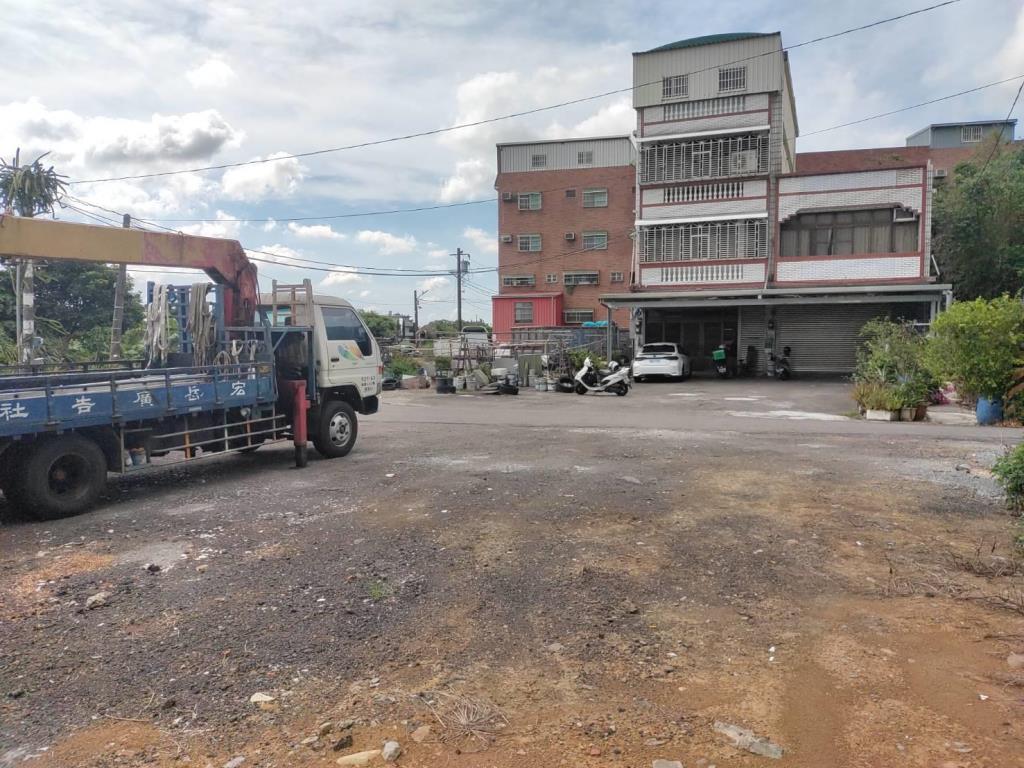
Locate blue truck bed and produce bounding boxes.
[0,362,278,439]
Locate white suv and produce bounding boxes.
[632,342,691,382]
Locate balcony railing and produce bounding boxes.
[639,133,769,184]
[639,219,768,262]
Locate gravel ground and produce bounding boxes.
[1,382,1022,768]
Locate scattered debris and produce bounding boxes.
[336,749,381,766]
[1008,653,1024,669]
[422,690,508,744]
[652,760,683,768]
[223,758,245,768]
[331,734,354,751]
[621,476,642,485]
[714,721,784,759]
[411,725,431,743]
[248,692,276,711]
[318,721,335,737]
[545,642,564,653]
[85,591,111,610]
[143,563,161,573]
[382,740,402,762]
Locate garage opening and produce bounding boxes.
[644,307,738,372]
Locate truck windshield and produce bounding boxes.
[322,306,373,356]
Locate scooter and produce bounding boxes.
[574,356,631,396]
[712,343,731,378]
[773,346,792,380]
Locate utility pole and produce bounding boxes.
[413,290,420,338]
[452,247,469,331]
[109,213,131,359]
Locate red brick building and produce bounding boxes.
[491,137,634,342]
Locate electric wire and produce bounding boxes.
[977,77,1024,179]
[68,1,964,185]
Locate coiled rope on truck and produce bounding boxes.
[145,284,169,367]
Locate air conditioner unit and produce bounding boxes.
[893,209,918,223]
[934,168,948,178]
[500,234,513,243]
[564,232,576,241]
[728,150,758,174]
[501,192,515,202]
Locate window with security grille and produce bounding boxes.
[517,234,542,252]
[961,125,984,143]
[518,192,542,210]
[565,188,576,198]
[531,154,547,168]
[545,273,558,284]
[638,133,768,183]
[662,75,688,100]
[563,271,600,286]
[564,309,595,324]
[577,151,594,165]
[780,208,919,257]
[502,274,535,287]
[639,219,768,262]
[582,232,608,250]
[610,271,624,283]
[582,188,608,208]
[663,95,745,121]
[718,66,746,92]
[514,302,534,324]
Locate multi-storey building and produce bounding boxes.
[490,36,1022,373]
[491,136,634,341]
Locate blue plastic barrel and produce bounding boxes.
[976,397,1004,425]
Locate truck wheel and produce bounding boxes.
[18,435,108,519]
[313,401,358,459]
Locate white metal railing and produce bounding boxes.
[639,219,767,262]
[662,95,745,121]
[663,181,745,204]
[647,263,747,285]
[638,133,768,184]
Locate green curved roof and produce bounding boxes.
[644,32,774,53]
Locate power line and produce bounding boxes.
[802,73,1024,136]
[69,1,963,186]
[978,77,1024,179]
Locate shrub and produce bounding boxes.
[852,318,931,409]
[851,379,902,411]
[993,443,1024,513]
[568,348,605,372]
[926,296,1024,400]
[433,355,452,373]
[388,354,419,377]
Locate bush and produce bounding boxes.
[851,379,902,411]
[926,296,1024,400]
[433,355,451,373]
[852,318,931,409]
[387,354,419,377]
[993,443,1024,513]
[568,348,605,372]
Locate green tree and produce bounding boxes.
[358,310,398,339]
[925,295,1024,400]
[933,142,1024,300]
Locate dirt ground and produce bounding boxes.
[2,382,1023,768]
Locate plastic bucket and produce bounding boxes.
[976,397,1004,425]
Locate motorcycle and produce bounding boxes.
[712,343,732,378]
[773,346,792,380]
[574,356,631,396]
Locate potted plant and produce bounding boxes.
[926,296,1024,425]
[853,318,930,421]
[853,378,901,421]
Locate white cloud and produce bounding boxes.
[418,275,450,293]
[186,57,237,89]
[221,152,305,201]
[546,97,634,138]
[262,219,277,232]
[248,243,303,265]
[288,221,346,240]
[438,158,492,203]
[463,226,497,256]
[356,229,417,255]
[181,210,241,239]
[359,289,372,298]
[321,270,364,287]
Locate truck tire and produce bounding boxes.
[312,401,358,459]
[17,435,108,519]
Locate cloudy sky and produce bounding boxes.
[4,0,1023,323]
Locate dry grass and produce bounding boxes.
[884,554,1024,616]
[420,690,509,745]
[950,541,1024,578]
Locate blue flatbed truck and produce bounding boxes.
[0,216,383,519]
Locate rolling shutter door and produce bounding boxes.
[774,303,894,374]
[738,305,768,374]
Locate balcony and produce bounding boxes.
[638,133,769,184]
[639,218,768,263]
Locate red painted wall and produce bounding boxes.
[492,294,563,342]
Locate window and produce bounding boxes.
[565,188,576,198]
[582,188,608,208]
[517,234,542,252]
[531,153,547,169]
[639,219,768,262]
[514,302,534,324]
[779,208,919,258]
[962,125,984,143]
[518,192,542,210]
[564,309,595,324]
[563,271,600,286]
[663,95,745,121]
[545,273,558,284]
[662,74,688,100]
[582,231,608,250]
[321,305,372,356]
[610,271,624,283]
[502,274,535,287]
[577,150,593,165]
[718,66,746,92]
[638,133,768,183]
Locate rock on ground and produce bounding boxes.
[382,740,402,762]
[336,749,381,766]
[713,721,784,759]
